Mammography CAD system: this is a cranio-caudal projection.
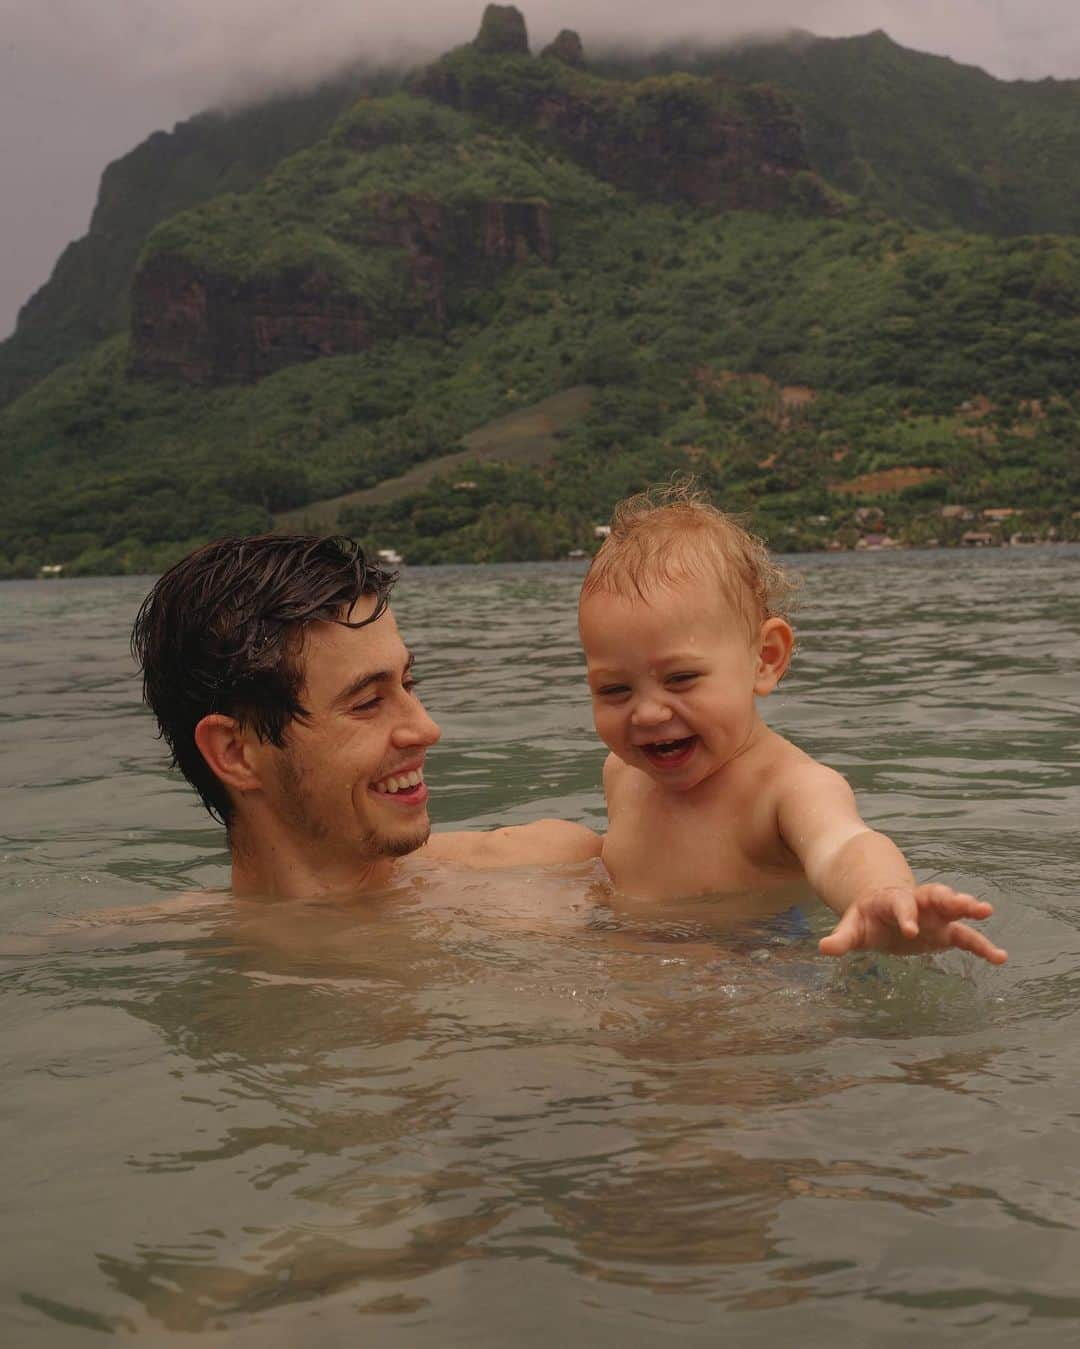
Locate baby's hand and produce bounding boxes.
[818,883,1008,964]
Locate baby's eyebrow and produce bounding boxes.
[588,672,628,689]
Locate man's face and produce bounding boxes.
[257,599,441,865]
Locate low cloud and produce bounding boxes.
[12,0,1080,112]
[2,1,1078,337]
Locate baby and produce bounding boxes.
[578,487,1008,964]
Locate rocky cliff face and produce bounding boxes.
[131,197,553,382]
[531,82,808,209]
[416,19,815,212]
[130,256,373,383]
[474,4,530,54]
[0,77,371,406]
[541,30,585,69]
[367,195,553,323]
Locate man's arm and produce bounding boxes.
[777,764,1007,963]
[422,819,602,869]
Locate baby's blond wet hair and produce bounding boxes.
[580,481,797,637]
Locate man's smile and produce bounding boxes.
[371,763,427,803]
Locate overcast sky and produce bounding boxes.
[2,0,1079,339]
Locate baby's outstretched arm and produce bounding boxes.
[777,764,1008,964]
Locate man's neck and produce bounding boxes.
[228,821,401,901]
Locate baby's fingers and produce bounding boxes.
[916,884,993,920]
[891,888,921,939]
[818,908,865,957]
[947,921,1009,965]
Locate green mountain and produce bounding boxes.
[595,29,1080,236]
[0,68,395,406]
[0,6,1077,576]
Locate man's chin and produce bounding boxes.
[376,822,432,859]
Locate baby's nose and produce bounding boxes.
[631,696,672,726]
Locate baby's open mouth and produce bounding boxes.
[640,736,697,764]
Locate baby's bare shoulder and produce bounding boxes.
[602,751,629,786]
[752,734,852,809]
[760,730,839,776]
[771,751,858,821]
[602,752,647,803]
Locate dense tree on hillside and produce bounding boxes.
[0,7,1077,576]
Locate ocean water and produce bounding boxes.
[1,547,1078,1347]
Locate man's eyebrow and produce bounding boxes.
[333,651,415,706]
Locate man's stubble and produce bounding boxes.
[275,748,430,861]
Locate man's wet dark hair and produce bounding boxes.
[131,534,397,825]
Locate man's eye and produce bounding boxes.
[352,696,382,714]
[403,678,419,695]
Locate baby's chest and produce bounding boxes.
[603,790,791,899]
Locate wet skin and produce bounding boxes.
[203,599,599,900]
[579,574,1008,964]
[224,599,442,897]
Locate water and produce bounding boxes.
[2,548,1078,1346]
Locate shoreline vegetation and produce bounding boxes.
[1,7,1077,579]
[18,536,1080,587]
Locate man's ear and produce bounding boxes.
[193,714,264,799]
[754,618,794,696]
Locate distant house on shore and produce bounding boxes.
[961,531,996,547]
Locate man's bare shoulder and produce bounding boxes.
[85,891,230,922]
[422,819,603,870]
[0,891,230,956]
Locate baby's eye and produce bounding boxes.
[596,684,630,698]
[666,672,699,686]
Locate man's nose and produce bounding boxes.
[393,694,441,748]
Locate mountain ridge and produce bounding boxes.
[0,6,1076,575]
[6,21,1080,409]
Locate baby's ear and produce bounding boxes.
[754,618,794,696]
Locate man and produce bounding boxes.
[132,533,600,900]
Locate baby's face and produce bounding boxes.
[579,573,772,792]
